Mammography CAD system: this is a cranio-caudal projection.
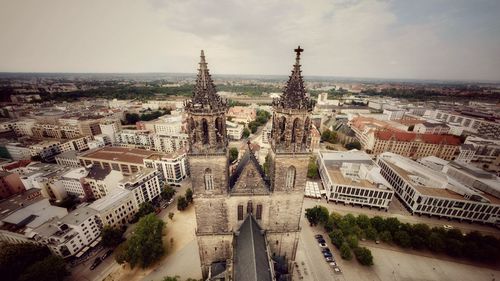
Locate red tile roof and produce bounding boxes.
[375,130,461,145]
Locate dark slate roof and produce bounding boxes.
[234,215,273,281]
[229,147,269,189]
[210,261,227,280]
[86,165,111,180]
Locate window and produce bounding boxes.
[285,166,296,189]
[247,201,253,215]
[256,204,262,220]
[204,168,214,190]
[237,205,243,220]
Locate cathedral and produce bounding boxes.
[185,47,314,280]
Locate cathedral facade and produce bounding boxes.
[185,47,314,280]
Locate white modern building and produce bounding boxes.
[143,151,189,185]
[318,150,394,210]
[226,121,244,140]
[119,168,162,207]
[60,167,89,198]
[88,188,136,228]
[377,152,500,225]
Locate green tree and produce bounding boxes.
[340,242,352,260]
[347,234,359,249]
[394,230,411,248]
[354,247,373,266]
[168,212,174,220]
[345,141,361,150]
[229,147,239,163]
[18,255,68,281]
[123,214,165,268]
[307,156,319,179]
[185,188,193,204]
[248,121,259,133]
[101,226,124,247]
[262,154,271,176]
[321,129,338,143]
[161,185,176,201]
[125,113,140,124]
[329,229,345,249]
[305,206,329,226]
[0,242,51,281]
[384,217,401,234]
[370,216,386,232]
[162,276,180,281]
[356,214,371,229]
[428,231,445,252]
[136,202,155,219]
[379,230,393,243]
[242,128,250,138]
[365,227,378,241]
[177,196,188,211]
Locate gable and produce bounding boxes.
[229,151,269,194]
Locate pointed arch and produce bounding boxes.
[215,116,223,143]
[285,165,296,189]
[302,117,311,145]
[189,117,197,143]
[204,168,214,190]
[201,118,209,144]
[279,116,286,142]
[291,118,301,143]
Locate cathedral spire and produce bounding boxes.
[273,46,313,111]
[187,50,226,112]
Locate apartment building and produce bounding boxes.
[377,152,500,225]
[137,115,183,135]
[414,121,450,135]
[88,188,136,228]
[55,150,80,167]
[119,168,162,207]
[115,129,188,153]
[0,171,25,199]
[226,121,244,140]
[433,110,500,139]
[383,108,405,120]
[372,130,460,160]
[60,167,89,199]
[143,151,189,185]
[84,166,124,199]
[33,207,102,258]
[77,147,156,175]
[227,106,256,123]
[318,150,394,210]
[99,119,122,144]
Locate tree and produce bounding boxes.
[321,129,338,143]
[340,242,352,260]
[161,185,176,201]
[101,226,124,247]
[136,202,155,219]
[305,206,329,226]
[177,196,188,211]
[379,230,392,243]
[394,230,411,248]
[242,128,250,138]
[185,188,193,204]
[329,229,345,248]
[125,113,140,124]
[345,141,361,150]
[354,247,373,266]
[356,214,371,229]
[0,242,52,281]
[168,212,174,220]
[262,154,271,176]
[346,234,359,249]
[370,216,386,232]
[248,121,259,133]
[365,227,378,241]
[307,156,319,179]
[428,231,445,252]
[229,147,239,163]
[162,276,180,281]
[122,214,165,268]
[18,255,68,281]
[384,217,401,234]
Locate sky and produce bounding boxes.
[1,0,499,81]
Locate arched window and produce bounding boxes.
[291,118,301,143]
[215,117,223,143]
[285,166,296,189]
[204,168,214,190]
[201,118,209,144]
[302,117,310,145]
[279,116,286,141]
[189,117,197,143]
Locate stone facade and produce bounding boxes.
[188,48,312,278]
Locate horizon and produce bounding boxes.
[1,1,500,81]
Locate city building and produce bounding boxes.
[227,106,256,123]
[32,206,101,258]
[0,170,26,199]
[77,146,156,175]
[99,119,122,144]
[119,168,162,206]
[84,166,124,199]
[414,121,450,135]
[377,152,500,225]
[88,188,136,228]
[55,150,80,167]
[143,150,189,185]
[383,108,406,120]
[60,167,90,199]
[433,110,500,139]
[226,120,244,140]
[318,150,394,210]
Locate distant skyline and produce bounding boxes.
[1,0,500,82]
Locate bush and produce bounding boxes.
[177,196,188,211]
[340,242,352,260]
[329,229,345,249]
[354,247,373,266]
[161,185,176,201]
[394,230,411,248]
[229,147,239,163]
[101,226,124,247]
[344,141,361,150]
[346,235,359,249]
[185,188,193,204]
[379,230,392,243]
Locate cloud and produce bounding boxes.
[0,0,499,81]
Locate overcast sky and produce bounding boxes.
[1,0,499,81]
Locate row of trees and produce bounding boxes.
[305,206,500,264]
[115,214,165,268]
[305,206,372,266]
[0,242,68,281]
[124,109,170,124]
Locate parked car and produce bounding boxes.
[319,242,327,248]
[325,257,334,262]
[443,224,453,230]
[90,257,102,270]
[317,238,326,244]
[101,249,113,260]
[321,248,331,253]
[315,234,324,240]
[329,261,337,267]
[333,266,342,273]
[322,251,333,258]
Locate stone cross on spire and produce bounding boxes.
[294,45,303,65]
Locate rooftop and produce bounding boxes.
[88,188,131,212]
[79,146,157,164]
